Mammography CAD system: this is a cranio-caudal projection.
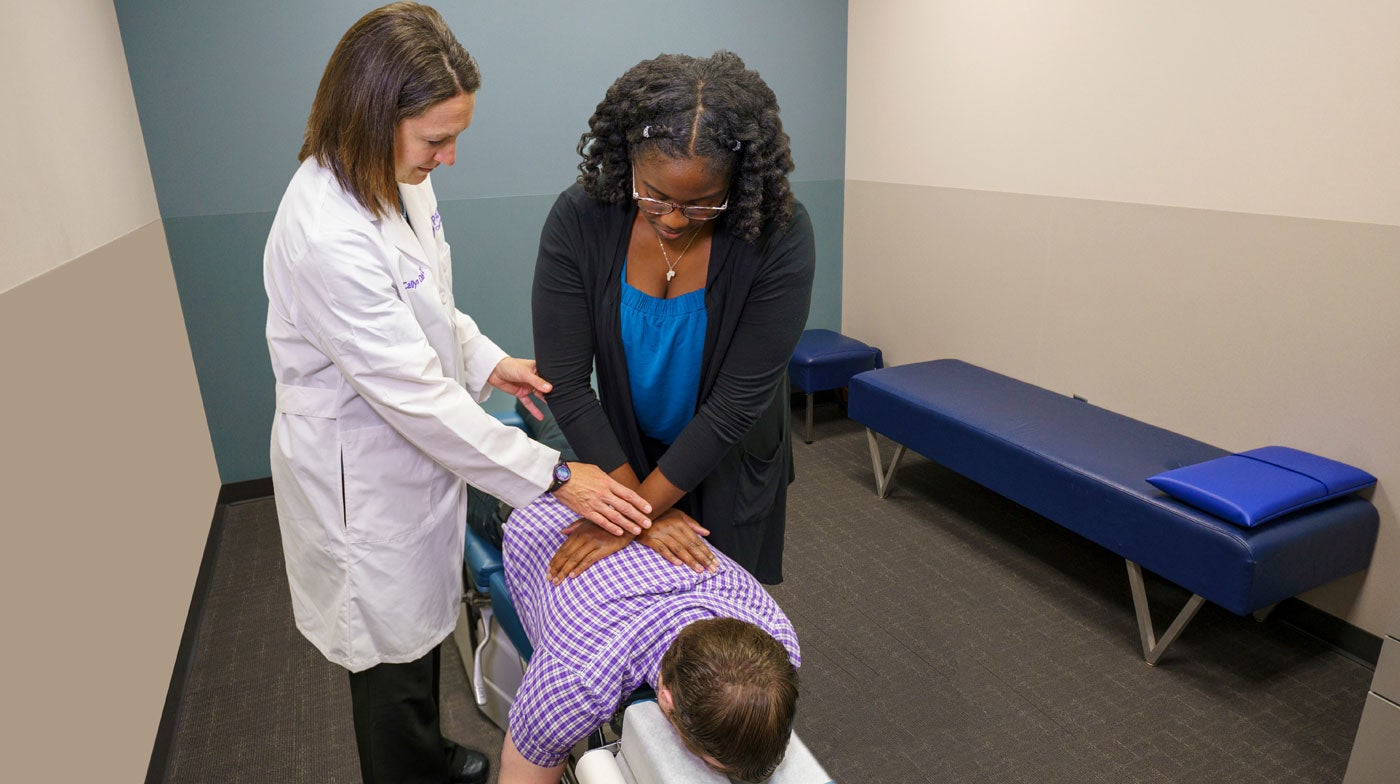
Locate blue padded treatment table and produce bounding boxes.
[487,568,532,661]
[848,359,1379,664]
[464,526,504,587]
[464,526,534,659]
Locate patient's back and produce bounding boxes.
[499,495,801,768]
[503,495,799,679]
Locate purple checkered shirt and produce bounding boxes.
[503,495,801,768]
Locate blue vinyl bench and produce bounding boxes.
[848,359,1379,664]
[789,329,883,443]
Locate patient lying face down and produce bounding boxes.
[497,495,801,784]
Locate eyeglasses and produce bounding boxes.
[632,173,729,221]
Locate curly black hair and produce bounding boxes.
[576,51,795,243]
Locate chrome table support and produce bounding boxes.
[865,428,906,499]
[804,392,815,444]
[1126,560,1206,666]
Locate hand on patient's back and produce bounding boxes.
[553,463,652,536]
[638,509,717,574]
[548,522,632,584]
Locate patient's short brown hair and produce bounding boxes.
[299,2,480,217]
[659,618,799,781]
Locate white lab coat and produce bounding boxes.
[264,158,557,672]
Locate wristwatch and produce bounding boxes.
[547,458,572,493]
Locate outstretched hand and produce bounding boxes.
[488,356,550,420]
[551,462,652,536]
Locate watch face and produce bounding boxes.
[554,462,571,483]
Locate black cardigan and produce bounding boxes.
[532,184,815,583]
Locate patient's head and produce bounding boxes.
[657,618,799,782]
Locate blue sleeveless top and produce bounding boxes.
[620,261,707,444]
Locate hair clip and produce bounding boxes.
[730,138,742,151]
[642,125,653,138]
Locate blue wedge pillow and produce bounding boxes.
[1147,446,1376,527]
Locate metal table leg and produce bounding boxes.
[804,392,814,443]
[865,428,905,499]
[1126,560,1206,666]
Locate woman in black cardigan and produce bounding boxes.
[532,51,814,585]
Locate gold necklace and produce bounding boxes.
[656,228,699,282]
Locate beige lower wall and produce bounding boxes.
[843,179,1400,634]
[0,221,220,781]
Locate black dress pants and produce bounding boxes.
[347,643,459,784]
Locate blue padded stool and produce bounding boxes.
[788,328,882,443]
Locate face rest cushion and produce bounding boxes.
[1147,446,1376,528]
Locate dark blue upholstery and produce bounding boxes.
[788,329,883,394]
[848,359,1379,616]
[464,526,504,593]
[488,569,534,661]
[459,409,545,667]
[463,526,534,660]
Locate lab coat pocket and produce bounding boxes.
[271,383,342,532]
[340,424,444,543]
[271,412,341,536]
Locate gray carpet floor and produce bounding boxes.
[164,406,1372,783]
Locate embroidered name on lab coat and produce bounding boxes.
[431,211,442,235]
[403,265,427,290]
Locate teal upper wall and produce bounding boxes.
[115,0,847,217]
[114,1,848,483]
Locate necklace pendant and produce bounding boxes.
[666,269,676,282]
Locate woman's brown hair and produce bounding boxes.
[659,618,799,781]
[299,2,480,217]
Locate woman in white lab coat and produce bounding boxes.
[263,5,651,783]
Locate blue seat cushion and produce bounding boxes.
[488,570,534,661]
[464,526,504,591]
[1147,447,1376,528]
[464,515,532,660]
[788,329,882,394]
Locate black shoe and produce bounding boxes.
[446,742,490,784]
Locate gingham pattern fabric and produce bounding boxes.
[502,495,800,767]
